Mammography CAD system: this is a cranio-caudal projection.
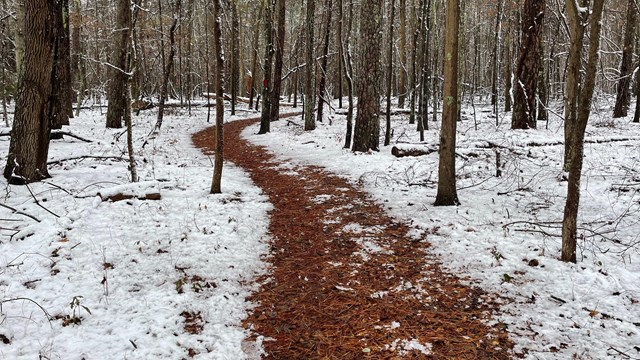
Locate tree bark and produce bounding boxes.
[342,0,355,148]
[316,0,333,124]
[303,0,316,131]
[106,0,132,129]
[51,0,72,130]
[612,0,637,118]
[231,0,240,116]
[4,0,57,183]
[397,0,408,108]
[511,0,545,130]
[248,3,264,110]
[154,0,181,131]
[385,0,395,146]
[210,0,225,194]
[269,0,287,123]
[352,0,383,152]
[563,0,588,171]
[434,0,460,206]
[561,0,604,263]
[258,0,274,134]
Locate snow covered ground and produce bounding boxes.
[246,99,640,359]
[0,104,271,359]
[1,96,639,359]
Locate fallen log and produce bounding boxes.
[391,144,438,158]
[98,181,162,202]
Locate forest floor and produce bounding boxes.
[193,117,513,359]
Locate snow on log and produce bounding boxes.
[391,144,438,158]
[98,181,161,202]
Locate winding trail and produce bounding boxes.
[193,116,512,359]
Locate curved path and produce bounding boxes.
[193,117,512,359]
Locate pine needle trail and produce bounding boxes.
[193,116,513,359]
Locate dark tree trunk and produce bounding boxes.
[248,4,263,110]
[231,0,240,116]
[269,0,287,122]
[258,0,274,134]
[154,0,181,131]
[303,0,316,131]
[434,0,460,206]
[612,0,637,118]
[316,0,333,124]
[51,0,72,130]
[342,0,355,148]
[384,0,395,146]
[106,0,132,129]
[511,0,545,130]
[561,0,604,263]
[352,0,382,152]
[210,0,225,194]
[397,0,407,108]
[4,0,57,183]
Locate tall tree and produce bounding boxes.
[561,0,605,263]
[258,0,274,134]
[491,0,503,118]
[154,0,181,131]
[303,0,316,131]
[248,3,264,110]
[341,0,355,148]
[316,0,333,124]
[4,0,57,183]
[351,0,383,152]
[434,0,460,206]
[612,0,637,118]
[230,0,240,116]
[269,0,286,123]
[384,0,395,146]
[50,0,72,132]
[106,0,132,129]
[511,0,545,129]
[397,0,408,108]
[210,0,225,194]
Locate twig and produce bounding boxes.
[0,203,41,222]
[1,297,54,324]
[25,183,59,218]
[50,131,93,143]
[47,155,126,166]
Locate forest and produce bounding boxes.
[1,0,640,359]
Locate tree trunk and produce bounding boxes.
[316,0,333,124]
[106,0,132,129]
[418,0,432,140]
[269,0,287,122]
[503,18,512,113]
[342,0,355,148]
[303,0,316,131]
[397,0,408,108]
[434,0,460,206]
[352,0,383,152]
[248,3,264,110]
[491,0,503,117]
[258,0,274,134]
[210,0,225,194]
[154,0,181,131]
[385,0,395,146]
[4,0,57,184]
[561,0,604,263]
[537,42,548,121]
[231,0,240,116]
[563,0,588,171]
[511,0,545,130]
[14,0,24,77]
[51,0,72,130]
[612,0,637,118]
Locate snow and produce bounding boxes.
[0,104,270,359]
[245,99,640,359]
[1,95,640,359]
